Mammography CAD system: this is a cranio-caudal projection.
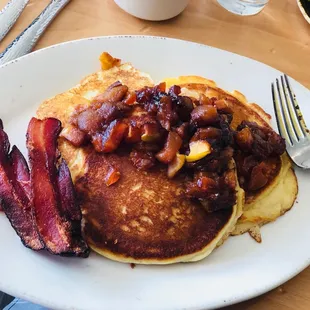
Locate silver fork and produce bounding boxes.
[0,0,70,66]
[0,0,29,42]
[272,74,310,169]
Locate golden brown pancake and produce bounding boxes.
[37,61,244,264]
[164,76,298,242]
[232,154,297,242]
[76,152,243,263]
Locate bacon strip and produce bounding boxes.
[0,125,43,250]
[27,117,89,257]
[57,159,89,253]
[57,159,83,230]
[11,146,32,201]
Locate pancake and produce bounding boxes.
[37,62,153,181]
[76,153,243,264]
[37,60,244,264]
[232,154,297,242]
[163,76,298,242]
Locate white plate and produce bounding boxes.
[0,36,309,310]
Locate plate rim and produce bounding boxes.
[1,34,309,90]
[0,35,309,310]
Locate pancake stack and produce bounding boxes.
[36,53,297,264]
[163,76,298,242]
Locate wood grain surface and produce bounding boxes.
[0,0,309,309]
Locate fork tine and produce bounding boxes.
[283,74,309,138]
[276,77,299,144]
[272,82,292,145]
[280,76,302,142]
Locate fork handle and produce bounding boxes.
[0,0,71,66]
[0,0,29,42]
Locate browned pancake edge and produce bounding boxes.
[76,151,237,262]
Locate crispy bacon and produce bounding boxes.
[57,160,90,252]
[0,125,43,250]
[27,117,89,257]
[57,159,82,223]
[10,146,32,202]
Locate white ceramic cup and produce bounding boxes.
[114,0,189,21]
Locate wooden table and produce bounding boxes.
[0,0,309,309]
